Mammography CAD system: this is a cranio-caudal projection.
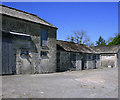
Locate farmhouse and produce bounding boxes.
[1,5,120,75]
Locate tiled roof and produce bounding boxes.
[57,40,97,54]
[0,5,57,29]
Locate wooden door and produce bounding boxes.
[2,37,16,74]
[56,52,60,72]
[70,53,76,70]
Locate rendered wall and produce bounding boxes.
[100,54,116,68]
[2,14,57,74]
[57,51,100,72]
[118,50,120,67]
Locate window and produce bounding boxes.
[20,50,29,56]
[88,55,91,59]
[97,55,100,60]
[83,55,86,59]
[92,55,96,60]
[41,51,47,57]
[41,29,47,46]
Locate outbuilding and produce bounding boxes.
[92,45,120,68]
[57,40,100,72]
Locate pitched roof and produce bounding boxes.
[0,5,57,29]
[57,40,97,54]
[91,45,120,54]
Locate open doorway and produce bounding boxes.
[81,59,87,70]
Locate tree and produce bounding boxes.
[106,37,113,44]
[67,36,75,42]
[108,33,120,45]
[106,33,119,44]
[67,30,94,46]
[96,36,106,46]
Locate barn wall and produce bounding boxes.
[95,55,100,69]
[86,54,100,69]
[2,33,35,74]
[2,36,16,74]
[0,21,1,75]
[101,54,116,68]
[117,50,120,67]
[2,14,57,74]
[76,53,81,70]
[86,54,93,69]
[59,51,70,71]
[57,51,100,72]
[14,39,34,74]
[70,52,76,70]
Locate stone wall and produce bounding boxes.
[57,51,100,72]
[76,53,81,70]
[117,50,120,67]
[60,52,70,71]
[86,54,93,69]
[2,14,57,74]
[100,54,117,68]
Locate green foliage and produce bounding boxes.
[67,31,120,46]
[96,36,106,46]
[67,36,75,42]
[108,34,120,45]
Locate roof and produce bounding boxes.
[57,40,97,54]
[0,5,57,29]
[91,45,120,54]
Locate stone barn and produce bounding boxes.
[92,45,120,68]
[57,40,100,72]
[1,5,57,74]
[1,4,120,75]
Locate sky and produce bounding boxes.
[2,2,118,44]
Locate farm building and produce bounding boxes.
[57,40,100,72]
[1,5,120,75]
[92,45,120,68]
[1,5,57,74]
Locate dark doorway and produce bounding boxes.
[93,55,96,69]
[56,52,60,72]
[81,59,87,70]
[81,59,84,70]
[70,53,76,70]
[93,60,96,69]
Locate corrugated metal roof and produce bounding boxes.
[0,5,57,29]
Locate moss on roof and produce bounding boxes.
[57,40,97,54]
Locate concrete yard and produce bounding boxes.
[1,67,118,98]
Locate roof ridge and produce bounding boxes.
[57,40,84,45]
[57,40,97,53]
[35,15,57,28]
[1,4,58,29]
[1,4,37,17]
[93,44,120,48]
